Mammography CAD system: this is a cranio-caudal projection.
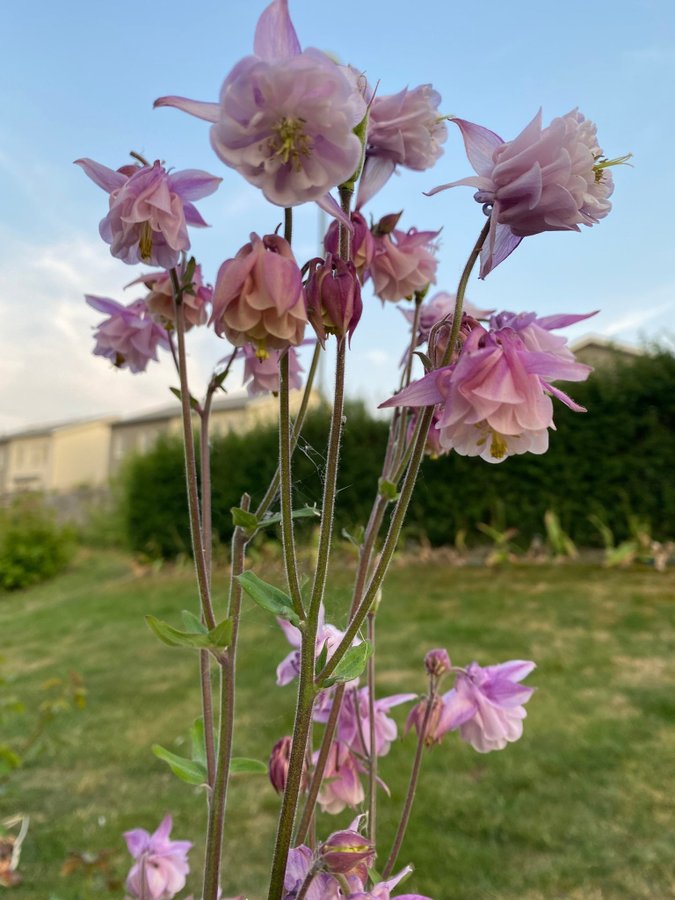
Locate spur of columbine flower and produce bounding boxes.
[75,158,221,268]
[155,0,366,215]
[123,814,191,900]
[86,295,170,373]
[343,863,433,899]
[428,109,628,277]
[357,84,448,208]
[381,313,592,463]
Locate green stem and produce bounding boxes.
[366,612,377,842]
[201,495,249,899]
[381,687,436,879]
[171,269,215,631]
[279,352,305,619]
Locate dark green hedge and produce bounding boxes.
[122,349,675,557]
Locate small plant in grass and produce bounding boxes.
[0,495,75,592]
[75,1,629,895]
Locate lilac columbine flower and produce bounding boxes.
[276,606,360,687]
[75,159,221,268]
[283,846,341,900]
[357,84,448,208]
[123,814,192,900]
[86,295,170,373]
[242,344,303,395]
[315,741,366,814]
[440,660,536,753]
[343,864,433,899]
[370,227,439,303]
[381,316,592,463]
[325,687,416,758]
[211,233,306,356]
[428,110,627,277]
[155,0,366,210]
[127,266,212,330]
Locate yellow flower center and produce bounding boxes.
[139,222,154,261]
[490,431,509,460]
[255,340,269,361]
[269,117,312,171]
[592,152,633,184]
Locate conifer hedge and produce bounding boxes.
[122,349,675,558]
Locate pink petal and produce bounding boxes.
[451,118,503,177]
[74,158,126,193]
[355,155,397,209]
[253,0,301,61]
[439,687,477,732]
[169,170,222,200]
[315,192,355,232]
[123,828,150,858]
[542,381,587,412]
[379,367,451,409]
[154,95,220,123]
[536,311,598,330]
[479,222,522,278]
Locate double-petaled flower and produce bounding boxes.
[123,815,191,900]
[155,0,366,213]
[428,109,626,276]
[86,295,170,373]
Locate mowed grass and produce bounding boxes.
[1,548,674,899]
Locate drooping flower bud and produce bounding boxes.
[268,736,293,794]
[304,255,362,346]
[318,829,375,879]
[323,212,375,282]
[424,648,451,678]
[211,233,306,356]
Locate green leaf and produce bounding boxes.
[378,478,400,502]
[146,616,217,649]
[236,572,301,628]
[315,641,328,678]
[152,744,207,785]
[208,617,233,648]
[321,640,372,688]
[230,757,268,775]
[190,718,207,769]
[231,507,260,530]
[181,610,207,633]
[259,506,320,529]
[169,387,200,410]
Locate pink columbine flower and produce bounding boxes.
[242,344,303,395]
[440,660,536,753]
[319,828,375,878]
[75,159,221,268]
[357,84,448,208]
[322,687,416,758]
[402,291,494,348]
[381,316,592,463]
[127,266,212,330]
[324,212,375,282]
[86,295,170,373]
[315,741,366,814]
[123,814,192,900]
[344,864,433,899]
[370,227,439,303]
[155,0,366,210]
[211,233,306,356]
[405,695,447,747]
[283,846,341,900]
[428,110,624,277]
[276,606,361,687]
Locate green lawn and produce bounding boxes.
[2,549,674,899]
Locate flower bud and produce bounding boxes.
[424,648,451,678]
[304,254,362,345]
[324,212,375,282]
[318,829,375,879]
[268,736,308,795]
[405,696,445,747]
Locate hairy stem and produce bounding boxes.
[279,352,305,619]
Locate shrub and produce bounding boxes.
[0,496,75,591]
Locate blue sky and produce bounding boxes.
[1,0,673,431]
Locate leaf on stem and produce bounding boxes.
[152,744,207,785]
[230,758,268,775]
[321,640,373,688]
[231,506,260,531]
[190,717,207,769]
[169,387,200,410]
[236,571,301,628]
[145,615,232,649]
[258,505,321,529]
[378,478,400,502]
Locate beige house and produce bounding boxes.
[1,390,316,497]
[570,335,642,369]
